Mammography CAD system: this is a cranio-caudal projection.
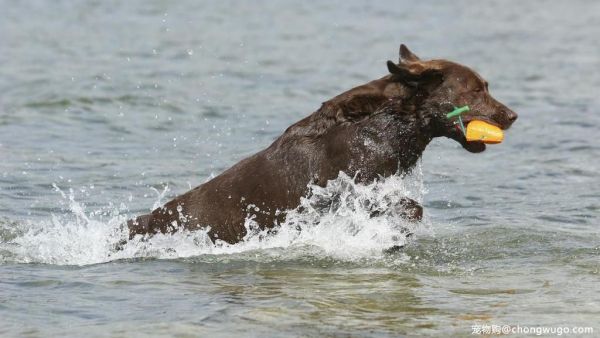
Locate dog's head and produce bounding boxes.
[387,45,517,153]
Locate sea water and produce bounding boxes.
[1,1,599,336]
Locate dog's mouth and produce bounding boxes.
[446,115,507,153]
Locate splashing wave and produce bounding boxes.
[1,165,426,266]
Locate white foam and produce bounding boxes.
[1,164,427,266]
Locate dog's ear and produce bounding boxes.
[387,61,417,81]
[399,44,420,62]
[387,60,443,88]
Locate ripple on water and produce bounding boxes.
[449,288,536,295]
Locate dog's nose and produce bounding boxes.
[491,109,518,129]
[506,110,518,122]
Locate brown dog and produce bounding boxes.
[127,44,517,244]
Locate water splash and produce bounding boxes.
[0,165,426,266]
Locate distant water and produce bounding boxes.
[1,1,599,336]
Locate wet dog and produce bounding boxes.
[127,44,517,244]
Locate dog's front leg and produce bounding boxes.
[369,197,422,221]
[395,197,423,221]
[368,197,422,254]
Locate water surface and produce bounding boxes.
[1,1,599,336]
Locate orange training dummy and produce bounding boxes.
[446,105,504,144]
